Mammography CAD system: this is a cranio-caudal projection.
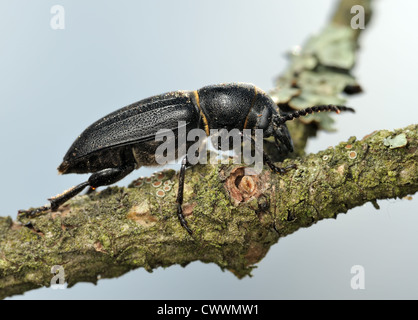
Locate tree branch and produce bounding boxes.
[1,124,417,299]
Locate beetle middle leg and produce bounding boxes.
[176,156,193,235]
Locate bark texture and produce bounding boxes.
[1,124,417,299]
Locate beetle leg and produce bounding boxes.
[243,131,296,174]
[263,151,296,174]
[87,164,135,189]
[19,164,136,218]
[176,156,193,235]
[18,182,90,218]
[85,187,97,195]
[49,181,90,211]
[18,205,50,220]
[18,181,89,219]
[49,163,135,211]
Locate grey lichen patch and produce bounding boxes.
[383,133,408,149]
[272,5,365,136]
[310,25,357,69]
[269,87,301,104]
[298,71,358,98]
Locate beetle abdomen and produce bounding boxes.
[59,91,200,174]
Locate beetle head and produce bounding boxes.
[251,92,294,156]
[271,118,294,156]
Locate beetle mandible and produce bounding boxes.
[19,83,354,234]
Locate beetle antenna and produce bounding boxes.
[274,105,355,125]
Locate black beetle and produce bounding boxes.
[20,83,354,234]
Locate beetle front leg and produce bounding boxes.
[243,132,296,174]
[176,156,193,235]
[263,151,296,174]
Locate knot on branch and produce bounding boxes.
[223,167,267,205]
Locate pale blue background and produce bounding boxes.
[1,0,417,299]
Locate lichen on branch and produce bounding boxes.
[1,124,417,299]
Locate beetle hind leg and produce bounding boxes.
[49,181,90,211]
[18,204,51,220]
[87,164,135,190]
[19,164,136,219]
[51,164,135,211]
[18,183,89,220]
